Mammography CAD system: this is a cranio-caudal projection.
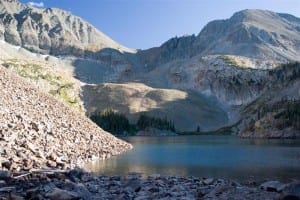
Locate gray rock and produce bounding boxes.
[149,174,161,179]
[0,180,6,186]
[65,182,93,200]
[45,188,80,200]
[26,187,40,199]
[277,182,300,200]
[260,180,286,192]
[8,193,24,200]
[44,183,57,193]
[124,179,141,192]
[0,186,16,192]
[203,178,215,185]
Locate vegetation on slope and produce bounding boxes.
[244,99,300,132]
[269,61,300,83]
[2,59,81,110]
[239,62,300,138]
[219,55,252,69]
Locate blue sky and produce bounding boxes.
[20,0,300,50]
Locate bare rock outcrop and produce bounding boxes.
[0,66,132,171]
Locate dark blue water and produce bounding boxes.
[85,135,300,182]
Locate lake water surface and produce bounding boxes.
[85,135,300,182]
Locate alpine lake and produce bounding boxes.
[85,135,300,183]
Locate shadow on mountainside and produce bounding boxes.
[71,48,229,132]
[71,48,143,84]
[80,82,229,132]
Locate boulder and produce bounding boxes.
[260,181,286,192]
[45,188,80,200]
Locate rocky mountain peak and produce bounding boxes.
[0,0,134,57]
[231,9,274,22]
[141,9,300,65]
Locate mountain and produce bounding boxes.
[0,0,134,57]
[0,1,299,136]
[138,9,300,67]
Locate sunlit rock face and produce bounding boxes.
[0,0,134,57]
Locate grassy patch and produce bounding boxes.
[219,55,251,69]
[3,59,82,111]
[219,55,239,67]
[49,83,79,107]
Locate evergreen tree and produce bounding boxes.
[90,108,130,135]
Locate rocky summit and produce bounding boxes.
[0,66,132,172]
[0,0,134,56]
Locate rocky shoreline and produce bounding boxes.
[0,169,299,200]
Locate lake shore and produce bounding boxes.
[0,169,299,200]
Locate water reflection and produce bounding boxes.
[85,136,300,182]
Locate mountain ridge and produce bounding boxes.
[139,9,300,68]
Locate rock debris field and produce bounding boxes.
[0,66,132,171]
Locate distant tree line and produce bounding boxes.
[90,109,176,135]
[137,113,175,132]
[90,108,129,135]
